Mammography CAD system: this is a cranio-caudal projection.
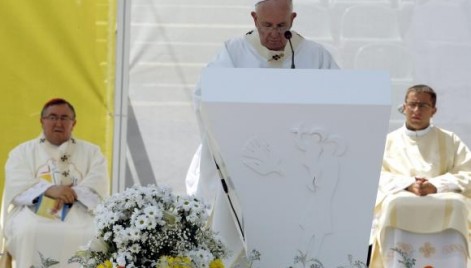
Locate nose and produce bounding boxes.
[273,27,284,34]
[410,105,419,111]
[54,119,64,126]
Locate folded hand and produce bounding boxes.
[45,184,77,204]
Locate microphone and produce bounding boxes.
[284,30,295,69]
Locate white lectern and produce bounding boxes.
[200,68,391,267]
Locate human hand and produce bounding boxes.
[45,184,77,204]
[405,177,437,196]
[406,180,422,195]
[51,199,64,214]
[418,180,437,196]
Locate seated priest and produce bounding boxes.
[0,98,109,268]
[369,84,471,267]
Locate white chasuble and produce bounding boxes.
[371,125,471,267]
[1,135,109,268]
[186,29,339,266]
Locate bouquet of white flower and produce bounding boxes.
[69,185,227,268]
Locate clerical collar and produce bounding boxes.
[403,124,433,137]
[245,29,302,64]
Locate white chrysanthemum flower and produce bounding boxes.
[191,199,207,215]
[144,205,162,218]
[159,188,175,203]
[113,228,130,248]
[127,227,141,241]
[186,213,200,224]
[113,224,124,234]
[176,196,191,210]
[129,243,141,253]
[130,208,142,223]
[135,195,146,208]
[146,216,157,229]
[134,214,150,230]
[124,198,137,209]
[108,212,120,224]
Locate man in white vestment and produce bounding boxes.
[185,0,339,265]
[0,98,109,268]
[369,85,471,267]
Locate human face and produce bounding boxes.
[251,0,296,51]
[403,92,437,131]
[40,104,76,145]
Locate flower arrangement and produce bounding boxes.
[68,185,227,268]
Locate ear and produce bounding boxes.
[251,11,258,23]
[431,107,437,116]
[289,12,297,28]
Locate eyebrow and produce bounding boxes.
[44,113,74,117]
[261,22,287,26]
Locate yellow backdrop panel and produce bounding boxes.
[0,0,116,201]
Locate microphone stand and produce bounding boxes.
[284,30,295,69]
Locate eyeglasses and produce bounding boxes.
[42,115,75,122]
[405,102,433,110]
[258,23,290,33]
